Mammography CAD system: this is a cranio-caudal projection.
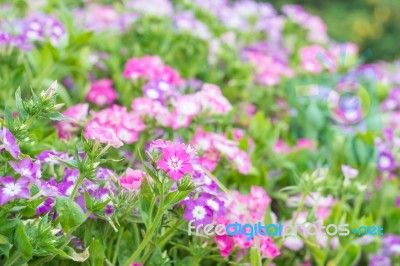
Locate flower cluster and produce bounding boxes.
[85,105,146,145]
[123,55,183,86]
[0,13,65,49]
[191,127,252,174]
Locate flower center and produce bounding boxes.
[379,156,391,168]
[3,183,21,196]
[20,168,31,176]
[192,206,206,220]
[167,156,182,171]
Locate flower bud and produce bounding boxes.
[41,80,58,99]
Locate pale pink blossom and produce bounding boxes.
[120,168,145,190]
[56,103,89,139]
[84,122,123,148]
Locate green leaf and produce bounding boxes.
[15,88,28,121]
[50,155,78,169]
[55,197,87,233]
[3,106,13,126]
[336,244,361,265]
[15,223,33,260]
[49,112,68,121]
[138,178,155,228]
[89,238,105,266]
[165,190,191,207]
[0,219,19,233]
[45,246,89,262]
[0,243,11,257]
[250,247,261,266]
[308,243,327,266]
[0,234,9,245]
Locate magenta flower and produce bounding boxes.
[9,158,41,179]
[36,198,55,215]
[157,147,193,181]
[215,234,234,257]
[260,237,281,258]
[120,168,145,190]
[0,127,21,159]
[86,79,118,106]
[123,55,183,86]
[0,176,31,205]
[377,151,396,172]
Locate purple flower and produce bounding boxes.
[36,150,73,164]
[368,254,391,266]
[36,198,54,215]
[382,235,400,255]
[203,193,225,217]
[142,79,177,103]
[341,165,358,179]
[0,127,20,159]
[0,176,31,205]
[9,158,41,179]
[396,196,400,208]
[35,179,59,197]
[57,179,75,197]
[183,197,213,226]
[377,151,396,172]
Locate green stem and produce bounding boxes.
[124,208,165,266]
[69,174,85,199]
[112,227,124,265]
[292,193,307,226]
[124,179,165,266]
[141,219,185,263]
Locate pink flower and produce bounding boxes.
[131,98,172,127]
[56,103,89,139]
[230,150,252,174]
[196,83,232,114]
[191,127,253,174]
[85,105,146,144]
[157,147,193,181]
[242,50,294,86]
[273,140,291,154]
[260,237,280,258]
[130,263,142,266]
[283,237,304,251]
[300,45,336,73]
[294,139,316,151]
[169,112,193,129]
[123,55,183,86]
[215,234,234,257]
[120,168,145,190]
[86,79,118,106]
[84,122,123,148]
[341,165,358,179]
[173,95,201,116]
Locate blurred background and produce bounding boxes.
[274,0,400,62]
[4,0,400,61]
